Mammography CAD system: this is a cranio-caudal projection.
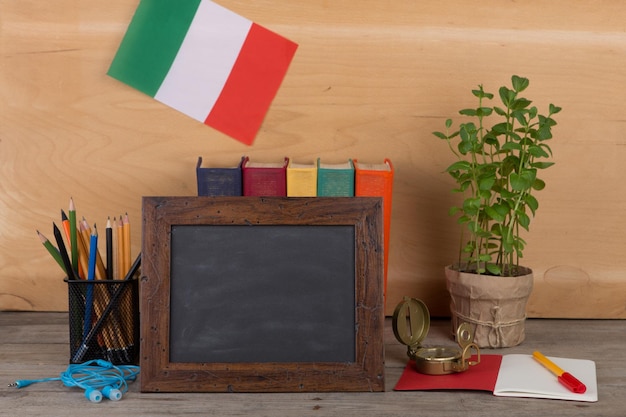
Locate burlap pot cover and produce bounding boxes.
[445,265,534,348]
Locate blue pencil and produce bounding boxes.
[83,225,98,340]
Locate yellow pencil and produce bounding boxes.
[532,351,586,394]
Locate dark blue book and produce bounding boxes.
[196,156,244,196]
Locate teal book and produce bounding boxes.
[316,158,354,197]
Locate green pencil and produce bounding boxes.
[37,230,66,273]
[69,197,78,272]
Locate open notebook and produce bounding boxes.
[394,354,598,402]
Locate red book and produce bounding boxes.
[353,159,393,304]
[242,156,289,196]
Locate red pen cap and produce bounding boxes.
[559,372,587,394]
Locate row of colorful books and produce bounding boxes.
[196,156,394,302]
[196,156,393,198]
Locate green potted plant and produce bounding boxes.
[433,75,561,348]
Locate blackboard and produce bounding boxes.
[170,225,356,363]
[140,196,384,393]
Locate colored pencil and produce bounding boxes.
[80,217,107,280]
[122,213,131,277]
[83,225,98,340]
[76,224,91,280]
[61,210,72,244]
[37,230,66,273]
[52,222,78,280]
[116,217,123,279]
[69,198,78,273]
[62,209,84,278]
[106,217,113,280]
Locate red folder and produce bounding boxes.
[394,355,502,392]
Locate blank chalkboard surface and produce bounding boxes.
[141,196,384,393]
[169,224,356,363]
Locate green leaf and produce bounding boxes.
[446,160,472,173]
[513,110,529,127]
[517,211,531,230]
[501,142,522,151]
[478,174,496,191]
[500,155,519,176]
[433,131,448,140]
[479,254,492,262]
[458,215,472,224]
[460,108,477,117]
[539,115,557,127]
[512,98,532,111]
[532,178,546,191]
[530,161,555,169]
[549,104,562,114]
[485,263,501,275]
[541,143,553,156]
[472,86,494,100]
[537,125,553,140]
[511,75,530,92]
[528,145,550,158]
[510,169,536,191]
[499,86,515,107]
[485,206,505,222]
[476,107,494,117]
[491,123,509,136]
[463,197,481,215]
[493,106,507,116]
[445,118,454,128]
[525,194,539,214]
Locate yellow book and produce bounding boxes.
[287,159,318,197]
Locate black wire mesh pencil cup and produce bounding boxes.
[65,277,139,365]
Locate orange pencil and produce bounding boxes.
[75,225,91,280]
[122,213,131,277]
[80,218,107,280]
[116,216,124,279]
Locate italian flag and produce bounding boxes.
[108,0,298,145]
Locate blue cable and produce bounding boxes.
[8,359,139,403]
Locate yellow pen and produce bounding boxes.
[532,351,586,394]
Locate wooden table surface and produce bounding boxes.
[1,312,623,416]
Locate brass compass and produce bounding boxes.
[392,297,480,375]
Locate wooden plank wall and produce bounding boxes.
[1,0,625,317]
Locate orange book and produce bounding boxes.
[353,159,393,304]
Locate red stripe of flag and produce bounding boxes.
[205,23,298,145]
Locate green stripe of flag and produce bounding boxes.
[107,0,202,97]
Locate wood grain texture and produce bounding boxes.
[1,313,625,416]
[1,0,625,317]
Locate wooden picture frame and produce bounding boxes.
[140,196,384,392]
